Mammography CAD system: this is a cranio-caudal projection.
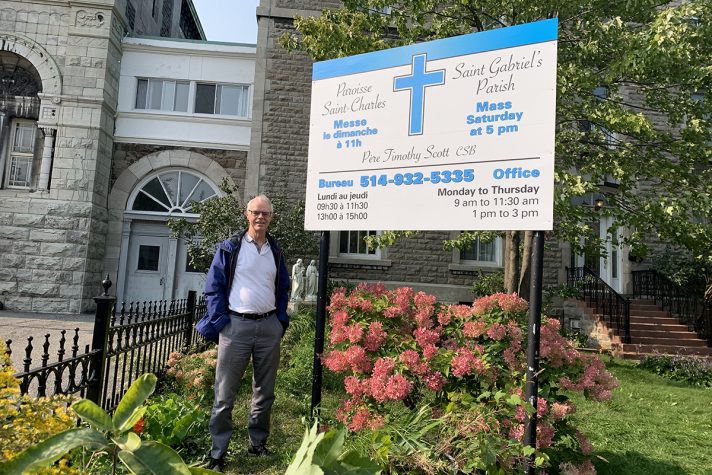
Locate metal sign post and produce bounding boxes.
[310,230,330,420]
[524,230,545,473]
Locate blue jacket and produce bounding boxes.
[196,230,291,343]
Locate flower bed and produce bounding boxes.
[322,284,619,473]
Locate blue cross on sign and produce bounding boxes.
[393,53,446,135]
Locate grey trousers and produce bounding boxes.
[209,313,282,459]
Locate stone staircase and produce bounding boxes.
[619,299,712,359]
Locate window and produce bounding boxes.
[5,121,37,189]
[460,237,501,265]
[160,0,173,37]
[580,86,614,147]
[135,79,189,112]
[130,170,218,215]
[137,245,160,271]
[338,231,379,258]
[125,0,136,30]
[179,0,201,40]
[195,83,250,117]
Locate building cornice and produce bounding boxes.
[112,136,250,152]
[121,40,256,60]
[117,111,252,126]
[256,6,323,21]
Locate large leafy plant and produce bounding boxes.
[0,374,217,475]
[285,422,381,475]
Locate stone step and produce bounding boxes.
[621,344,712,356]
[630,329,700,340]
[631,336,709,347]
[629,320,689,330]
[630,316,684,326]
[629,309,673,317]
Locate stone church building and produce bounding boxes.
[0,0,255,312]
[0,0,634,314]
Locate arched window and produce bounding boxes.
[129,169,218,215]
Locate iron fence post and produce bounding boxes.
[87,275,115,406]
[624,298,631,344]
[184,291,197,351]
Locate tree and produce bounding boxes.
[168,180,320,272]
[281,0,712,297]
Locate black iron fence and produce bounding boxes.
[4,279,209,411]
[566,266,631,344]
[632,269,711,345]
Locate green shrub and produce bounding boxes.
[472,271,505,297]
[0,341,78,475]
[142,392,211,459]
[639,354,712,387]
[280,310,344,396]
[165,347,218,401]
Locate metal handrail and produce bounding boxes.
[633,269,711,346]
[566,266,631,344]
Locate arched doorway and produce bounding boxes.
[119,168,220,303]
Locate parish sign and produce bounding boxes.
[304,19,558,231]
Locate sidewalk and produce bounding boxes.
[0,311,95,373]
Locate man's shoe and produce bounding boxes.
[207,457,224,472]
[247,444,270,457]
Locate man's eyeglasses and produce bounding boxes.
[247,210,273,217]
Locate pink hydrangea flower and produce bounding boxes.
[486,322,507,341]
[399,349,428,374]
[363,321,387,352]
[451,348,485,377]
[551,402,575,420]
[423,371,446,391]
[345,345,372,373]
[463,320,487,338]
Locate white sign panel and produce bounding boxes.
[304,19,558,231]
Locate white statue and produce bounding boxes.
[291,258,305,301]
[305,260,318,301]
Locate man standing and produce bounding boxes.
[196,194,290,471]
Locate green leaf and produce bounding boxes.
[113,431,142,451]
[114,373,157,432]
[522,445,536,457]
[72,399,114,431]
[313,427,345,467]
[0,427,108,474]
[335,451,383,473]
[189,468,223,474]
[118,441,191,475]
[285,423,325,475]
[506,394,523,406]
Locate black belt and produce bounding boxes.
[228,310,275,320]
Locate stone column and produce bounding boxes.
[38,127,56,191]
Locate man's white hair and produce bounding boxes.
[246,194,273,212]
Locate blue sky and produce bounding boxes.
[192,0,259,44]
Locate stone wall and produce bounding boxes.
[112,144,248,195]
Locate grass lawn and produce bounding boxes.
[569,356,712,475]
[209,348,712,474]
